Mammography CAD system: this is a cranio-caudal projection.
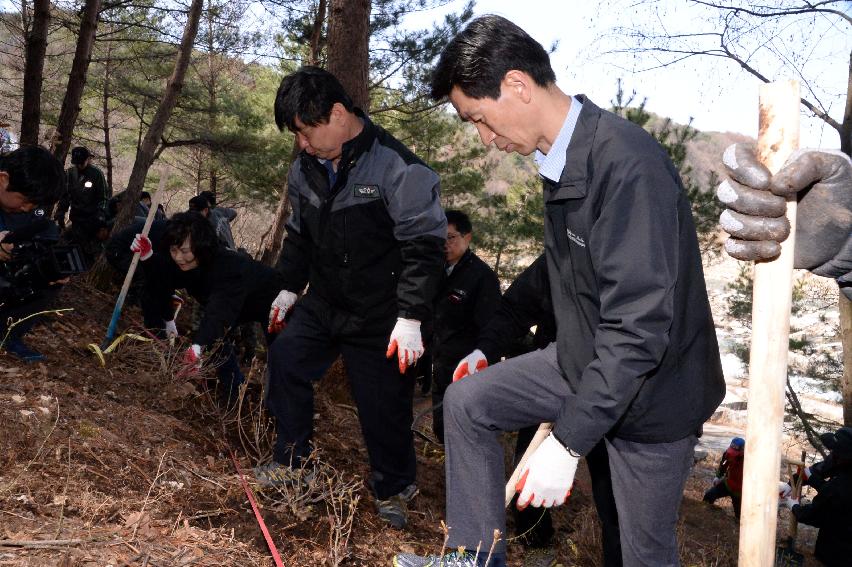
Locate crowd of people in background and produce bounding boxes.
[2,13,852,567]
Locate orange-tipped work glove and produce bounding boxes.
[386,317,423,374]
[516,433,579,510]
[268,289,298,334]
[452,349,488,382]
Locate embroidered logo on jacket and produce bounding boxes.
[566,227,586,247]
[354,184,380,198]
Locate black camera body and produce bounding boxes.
[0,223,88,306]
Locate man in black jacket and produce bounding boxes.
[430,210,500,443]
[395,15,724,567]
[260,67,446,530]
[54,147,109,240]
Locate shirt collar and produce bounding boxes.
[535,96,583,183]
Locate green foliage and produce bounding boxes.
[726,264,754,326]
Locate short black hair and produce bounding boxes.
[274,66,354,132]
[445,209,472,234]
[188,194,210,212]
[430,15,556,101]
[198,190,216,207]
[0,145,64,206]
[162,212,219,266]
[140,191,151,201]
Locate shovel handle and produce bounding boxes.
[505,422,552,507]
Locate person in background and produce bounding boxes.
[703,437,745,519]
[429,209,500,443]
[780,427,852,567]
[132,212,283,404]
[54,146,110,254]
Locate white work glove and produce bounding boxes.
[516,433,579,509]
[452,349,488,382]
[130,233,153,261]
[386,317,423,374]
[164,320,178,339]
[779,496,800,510]
[778,481,793,499]
[268,289,298,333]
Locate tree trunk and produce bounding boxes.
[113,0,203,232]
[307,0,327,66]
[325,0,370,111]
[102,29,114,193]
[53,0,101,165]
[841,293,852,426]
[19,0,49,146]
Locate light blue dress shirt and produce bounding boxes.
[534,96,583,183]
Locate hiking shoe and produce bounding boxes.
[522,547,557,567]
[377,493,408,528]
[3,339,45,363]
[252,461,314,488]
[393,550,505,567]
[400,482,419,502]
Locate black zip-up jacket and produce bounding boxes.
[432,249,501,374]
[277,111,446,327]
[143,247,284,348]
[55,165,110,225]
[544,96,725,455]
[477,253,555,361]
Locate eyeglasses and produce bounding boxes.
[447,232,463,242]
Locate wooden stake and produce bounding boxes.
[738,80,800,567]
[505,422,552,507]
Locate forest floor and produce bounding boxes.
[0,278,824,567]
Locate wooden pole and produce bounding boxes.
[505,422,552,507]
[738,80,800,567]
[101,172,168,348]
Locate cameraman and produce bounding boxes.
[0,146,65,361]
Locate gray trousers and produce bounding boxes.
[443,343,696,566]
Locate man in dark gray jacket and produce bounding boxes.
[394,15,725,567]
[259,67,446,530]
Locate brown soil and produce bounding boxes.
[0,280,821,566]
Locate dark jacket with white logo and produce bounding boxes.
[545,96,725,455]
[277,111,446,328]
[431,249,501,383]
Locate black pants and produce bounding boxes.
[431,360,455,443]
[266,295,416,500]
[703,481,741,518]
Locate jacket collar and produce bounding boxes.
[300,108,377,173]
[545,94,601,200]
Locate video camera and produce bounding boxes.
[0,218,88,306]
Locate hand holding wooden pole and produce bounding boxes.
[737,80,800,567]
[505,422,552,507]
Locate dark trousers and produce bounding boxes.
[703,481,741,519]
[266,296,416,500]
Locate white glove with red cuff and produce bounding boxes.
[778,481,793,499]
[452,349,488,382]
[182,344,202,374]
[386,318,423,374]
[268,290,298,333]
[516,433,579,509]
[130,233,153,261]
